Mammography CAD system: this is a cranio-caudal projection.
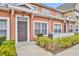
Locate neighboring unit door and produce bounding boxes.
[64,23,66,33]
[18,21,27,42]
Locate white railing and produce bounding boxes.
[52,33,74,38]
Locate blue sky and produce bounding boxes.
[43,3,64,8]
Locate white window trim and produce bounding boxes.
[33,21,48,37]
[69,24,74,33]
[42,8,50,15]
[0,17,10,40]
[15,15,30,44]
[53,22,62,33]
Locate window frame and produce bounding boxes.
[53,23,62,33]
[75,26,79,32]
[0,17,10,40]
[33,21,48,37]
[42,8,51,15]
[69,24,74,33]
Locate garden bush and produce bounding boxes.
[53,34,79,48]
[0,36,6,45]
[37,34,43,37]
[37,37,53,48]
[57,37,72,48]
[0,40,16,56]
[37,34,79,49]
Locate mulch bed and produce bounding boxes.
[39,43,79,55]
[48,47,67,55]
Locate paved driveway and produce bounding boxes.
[55,44,79,56]
[16,42,53,56]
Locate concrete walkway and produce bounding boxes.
[55,44,79,56]
[16,42,53,56]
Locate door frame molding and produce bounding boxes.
[15,15,30,44]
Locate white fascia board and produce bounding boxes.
[8,5,66,21]
[0,7,9,11]
[24,4,32,9]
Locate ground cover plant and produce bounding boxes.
[37,34,79,54]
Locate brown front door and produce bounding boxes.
[64,23,66,33]
[18,21,27,42]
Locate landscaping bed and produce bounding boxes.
[37,34,79,55]
[0,37,16,56]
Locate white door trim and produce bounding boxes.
[15,15,30,44]
[0,17,10,40]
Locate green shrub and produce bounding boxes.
[54,34,79,48]
[75,33,79,35]
[2,40,15,46]
[37,34,79,49]
[37,34,43,37]
[37,37,46,47]
[0,36,6,45]
[0,40,16,56]
[37,37,53,48]
[57,37,72,48]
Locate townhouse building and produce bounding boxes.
[0,3,78,44]
[57,3,79,33]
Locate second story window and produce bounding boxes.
[42,9,50,15]
[57,12,62,17]
[31,6,37,11]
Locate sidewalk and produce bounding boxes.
[55,44,79,56]
[16,42,53,56]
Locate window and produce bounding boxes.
[42,9,50,15]
[76,16,79,19]
[54,24,61,33]
[34,22,48,35]
[58,12,62,17]
[69,25,73,32]
[17,16,27,21]
[42,23,47,35]
[31,6,37,11]
[0,20,7,37]
[75,26,78,32]
[34,22,41,35]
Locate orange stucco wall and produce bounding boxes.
[0,5,64,42]
[30,16,64,41]
[0,10,15,40]
[0,10,9,17]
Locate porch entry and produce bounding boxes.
[17,15,29,42]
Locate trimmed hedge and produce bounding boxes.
[0,40,16,56]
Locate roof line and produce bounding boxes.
[30,3,63,13]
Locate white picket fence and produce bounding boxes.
[52,33,74,38]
